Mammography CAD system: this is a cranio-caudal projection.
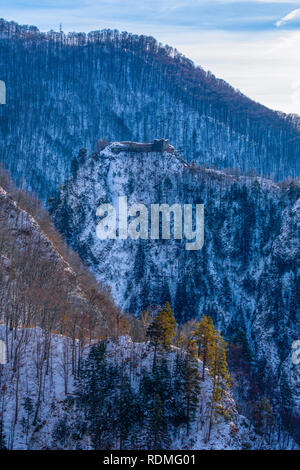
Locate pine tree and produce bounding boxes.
[252,396,274,442]
[172,352,187,428]
[140,356,172,449]
[207,330,231,440]
[147,393,170,450]
[192,315,215,380]
[146,301,176,368]
[182,340,201,435]
[74,341,117,449]
[116,376,139,450]
[70,155,79,178]
[140,357,172,412]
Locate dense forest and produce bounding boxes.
[0,17,299,450]
[0,171,259,449]
[0,18,299,202]
[50,144,300,445]
[0,166,297,449]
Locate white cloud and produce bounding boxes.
[276,8,300,27]
[173,29,300,114]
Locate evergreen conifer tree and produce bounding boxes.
[116,376,139,450]
[182,340,201,435]
[207,331,231,439]
[192,315,215,380]
[74,342,117,449]
[147,393,170,450]
[146,301,176,368]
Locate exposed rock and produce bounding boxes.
[50,144,300,443]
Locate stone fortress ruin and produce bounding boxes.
[96,138,176,154]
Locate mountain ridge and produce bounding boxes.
[1,17,299,128]
[0,17,299,202]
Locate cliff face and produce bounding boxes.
[50,144,300,442]
[0,19,299,201]
[0,177,263,451]
[1,17,299,447]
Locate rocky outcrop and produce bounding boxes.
[100,138,174,154]
[50,143,300,443]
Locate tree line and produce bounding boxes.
[52,302,232,449]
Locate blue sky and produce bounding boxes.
[2,0,300,114]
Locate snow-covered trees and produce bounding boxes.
[207,330,231,440]
[0,18,299,202]
[55,325,232,450]
[50,143,299,444]
[193,316,215,380]
[191,316,231,438]
[0,170,133,448]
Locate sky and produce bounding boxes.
[2,0,300,115]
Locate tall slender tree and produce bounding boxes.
[146,301,176,368]
[207,331,231,440]
[192,316,215,380]
[182,340,201,435]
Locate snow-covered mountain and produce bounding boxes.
[0,179,265,450]
[0,18,300,201]
[0,172,123,361]
[0,17,299,450]
[50,143,300,443]
[1,325,265,450]
[1,172,270,450]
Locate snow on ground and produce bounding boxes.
[0,325,260,450]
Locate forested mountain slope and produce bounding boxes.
[0,172,262,450]
[1,326,264,450]
[0,167,122,344]
[0,18,299,201]
[50,143,300,443]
